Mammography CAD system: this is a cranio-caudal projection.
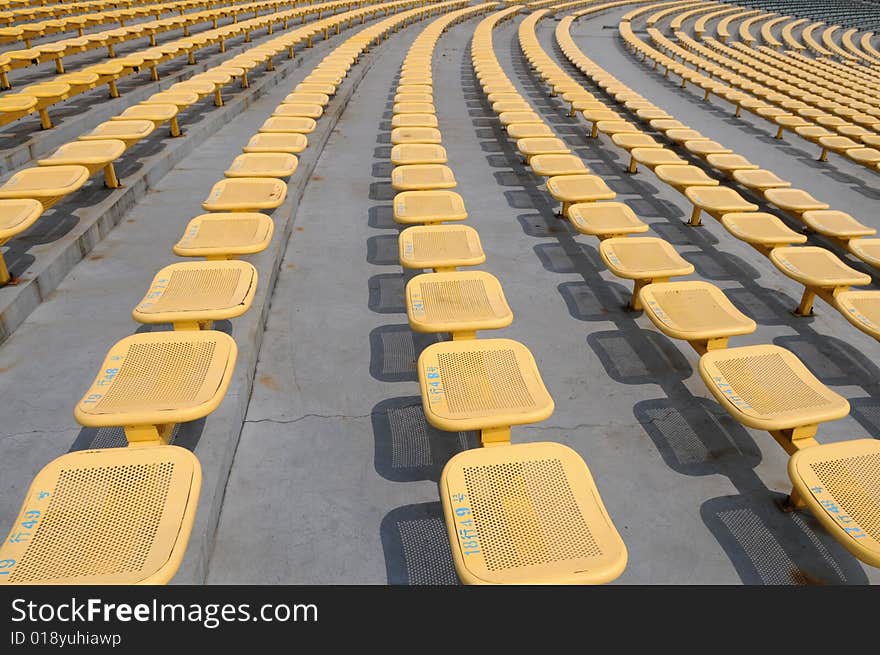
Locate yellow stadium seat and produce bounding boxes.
[78,119,154,149]
[640,280,756,353]
[398,224,485,272]
[74,330,237,444]
[113,103,180,137]
[546,174,616,217]
[397,93,434,104]
[132,260,257,331]
[390,126,442,145]
[202,178,287,212]
[654,164,719,193]
[684,186,759,226]
[499,111,544,127]
[517,137,570,161]
[801,210,876,245]
[788,439,880,568]
[243,132,307,154]
[390,113,438,129]
[224,153,298,179]
[529,154,589,177]
[391,164,456,191]
[274,103,324,119]
[848,239,880,269]
[600,236,695,310]
[417,337,554,445]
[492,100,532,113]
[568,201,648,239]
[393,102,435,115]
[37,139,126,188]
[817,136,861,162]
[439,441,627,584]
[720,212,807,254]
[394,190,467,225]
[0,197,42,284]
[705,153,759,174]
[770,246,871,316]
[258,116,317,134]
[764,188,829,216]
[665,128,707,144]
[0,445,200,585]
[284,92,330,106]
[390,143,447,166]
[0,165,89,209]
[173,213,274,261]
[630,147,688,171]
[507,123,554,140]
[699,344,850,446]
[406,270,512,340]
[731,168,791,192]
[683,140,733,157]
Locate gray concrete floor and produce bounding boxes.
[206,10,880,584]
[1,5,879,585]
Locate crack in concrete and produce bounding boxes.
[243,412,378,425]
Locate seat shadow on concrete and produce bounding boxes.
[368,324,441,383]
[367,233,400,265]
[773,333,880,389]
[371,396,476,483]
[380,501,459,585]
[70,417,205,452]
[701,494,869,585]
[369,180,395,201]
[558,279,632,322]
[368,272,406,313]
[135,319,232,335]
[850,397,880,437]
[368,203,397,229]
[533,240,603,274]
[588,328,692,384]
[681,249,761,281]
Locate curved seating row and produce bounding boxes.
[583,15,880,342]
[0,0,400,286]
[393,3,631,585]
[0,0,264,47]
[530,7,880,571]
[0,0,438,584]
[0,0,380,144]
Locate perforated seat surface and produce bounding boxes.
[439,441,627,585]
[0,165,89,200]
[630,148,687,167]
[517,137,570,157]
[849,238,880,268]
[406,271,512,336]
[114,103,177,122]
[685,186,759,215]
[655,164,718,189]
[568,201,648,237]
[390,113,438,129]
[37,140,126,166]
[390,126,442,145]
[224,153,298,178]
[133,260,257,325]
[202,178,287,212]
[801,210,876,239]
[173,213,273,258]
[75,330,237,428]
[721,212,807,247]
[258,116,317,134]
[546,174,615,202]
[0,445,200,585]
[79,119,154,144]
[274,103,324,119]
[499,111,543,126]
[394,190,467,224]
[0,197,42,239]
[600,236,695,280]
[529,154,588,177]
[698,344,850,431]
[770,246,871,288]
[788,439,880,567]
[417,337,554,432]
[835,290,880,339]
[398,224,484,270]
[391,164,456,191]
[705,153,759,173]
[390,143,447,166]
[640,281,756,342]
[731,168,792,191]
[764,188,829,213]
[612,133,661,149]
[243,132,307,154]
[507,123,553,139]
